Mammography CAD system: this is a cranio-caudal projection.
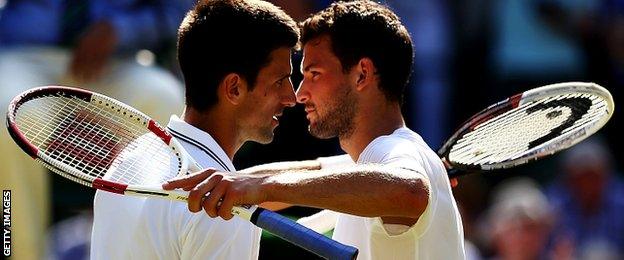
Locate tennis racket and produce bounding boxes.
[6,86,358,260]
[438,82,614,177]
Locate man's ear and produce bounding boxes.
[353,57,376,91]
[221,73,247,105]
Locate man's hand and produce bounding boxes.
[163,169,267,220]
[68,21,118,83]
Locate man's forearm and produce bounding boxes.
[249,155,354,211]
[259,164,429,219]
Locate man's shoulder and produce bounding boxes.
[362,129,433,162]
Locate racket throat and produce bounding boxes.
[93,178,128,194]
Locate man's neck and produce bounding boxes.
[181,107,240,160]
[339,101,405,162]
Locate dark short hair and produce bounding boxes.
[178,0,299,111]
[300,0,413,103]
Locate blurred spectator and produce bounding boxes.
[546,137,624,259]
[0,1,189,259]
[481,178,554,260]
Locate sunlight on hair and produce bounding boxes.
[135,49,155,66]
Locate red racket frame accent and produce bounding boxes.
[148,120,172,145]
[93,178,128,194]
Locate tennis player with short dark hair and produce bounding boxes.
[165,1,466,259]
[90,0,299,258]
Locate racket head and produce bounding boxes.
[439,82,614,172]
[6,86,190,192]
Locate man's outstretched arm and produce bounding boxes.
[162,164,429,226]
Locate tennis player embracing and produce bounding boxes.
[165,1,466,259]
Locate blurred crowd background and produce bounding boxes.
[0,0,622,259]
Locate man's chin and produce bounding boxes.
[249,128,275,144]
[308,125,337,139]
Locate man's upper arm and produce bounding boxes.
[377,158,434,233]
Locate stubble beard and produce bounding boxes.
[240,110,276,145]
[309,85,357,140]
[254,126,275,144]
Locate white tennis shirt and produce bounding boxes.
[90,115,261,260]
[332,127,466,260]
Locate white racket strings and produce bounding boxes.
[14,93,180,185]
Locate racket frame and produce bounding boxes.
[8,86,195,198]
[439,82,614,173]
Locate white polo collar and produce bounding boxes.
[166,115,235,172]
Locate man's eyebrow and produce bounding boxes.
[279,73,292,80]
[301,62,317,74]
[274,73,291,83]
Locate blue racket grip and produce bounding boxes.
[251,208,358,260]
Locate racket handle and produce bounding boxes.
[251,208,358,260]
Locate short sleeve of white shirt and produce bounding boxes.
[332,127,465,260]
